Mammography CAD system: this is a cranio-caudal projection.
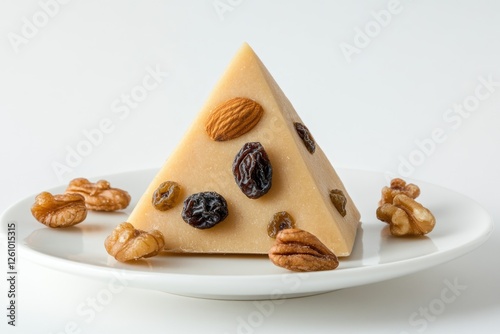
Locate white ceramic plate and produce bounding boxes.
[0,169,493,300]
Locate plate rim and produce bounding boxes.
[1,168,494,300]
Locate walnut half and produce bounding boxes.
[104,222,165,262]
[66,178,131,211]
[31,192,87,228]
[376,194,436,236]
[379,178,420,206]
[268,228,339,272]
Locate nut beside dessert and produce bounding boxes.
[31,192,87,228]
[104,222,165,262]
[268,228,339,272]
[379,177,420,206]
[66,178,131,211]
[376,178,436,237]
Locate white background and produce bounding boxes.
[1,0,499,333]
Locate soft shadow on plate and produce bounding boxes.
[378,225,437,264]
[1,168,492,300]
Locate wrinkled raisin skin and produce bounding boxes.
[232,142,273,199]
[294,122,316,154]
[267,211,296,238]
[152,181,181,211]
[329,189,347,217]
[181,192,228,229]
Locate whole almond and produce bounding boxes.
[205,97,264,141]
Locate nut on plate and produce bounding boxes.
[31,192,87,228]
[104,222,165,262]
[66,178,131,211]
[376,194,436,236]
[379,178,420,206]
[268,228,339,272]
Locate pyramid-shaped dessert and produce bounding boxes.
[128,43,360,256]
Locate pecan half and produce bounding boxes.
[379,178,420,206]
[104,222,165,262]
[376,194,436,236]
[31,192,87,228]
[268,228,339,272]
[66,178,131,211]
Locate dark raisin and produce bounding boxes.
[152,181,181,211]
[232,142,273,199]
[294,122,316,154]
[181,192,228,229]
[329,189,347,217]
[267,211,295,238]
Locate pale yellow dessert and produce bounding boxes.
[128,43,360,256]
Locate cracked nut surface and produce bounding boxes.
[66,178,131,211]
[268,228,339,272]
[31,192,87,228]
[379,178,420,206]
[104,222,165,262]
[376,194,436,236]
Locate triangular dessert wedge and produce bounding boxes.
[128,43,360,256]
